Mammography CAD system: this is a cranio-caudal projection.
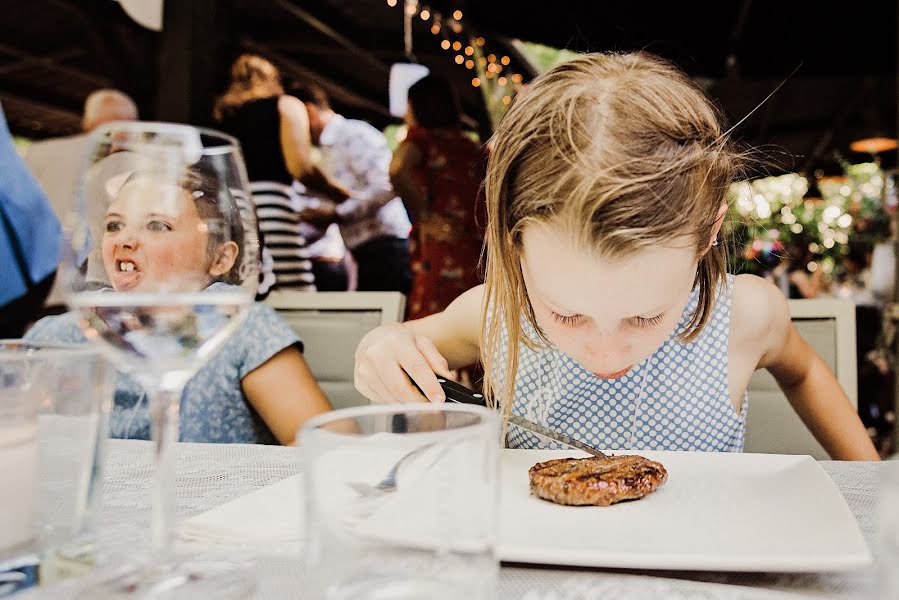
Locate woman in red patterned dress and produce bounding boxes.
[390,75,488,321]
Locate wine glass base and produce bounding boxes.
[88,555,255,599]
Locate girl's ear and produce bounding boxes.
[704,204,728,253]
[209,241,239,278]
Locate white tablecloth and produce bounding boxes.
[23,440,889,599]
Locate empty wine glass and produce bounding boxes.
[60,121,260,597]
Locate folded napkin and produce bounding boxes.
[180,440,487,554]
[180,474,305,552]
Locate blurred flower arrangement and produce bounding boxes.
[728,162,894,278]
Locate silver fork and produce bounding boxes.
[346,442,438,497]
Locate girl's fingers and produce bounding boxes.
[397,346,445,403]
[355,362,394,404]
[381,361,433,404]
[414,336,452,379]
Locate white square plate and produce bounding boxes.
[498,449,871,572]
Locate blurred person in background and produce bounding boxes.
[293,83,412,294]
[389,74,488,321]
[0,101,60,337]
[23,89,138,310]
[215,54,349,293]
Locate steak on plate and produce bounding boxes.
[528,455,668,506]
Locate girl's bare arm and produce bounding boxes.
[740,276,879,460]
[242,346,333,445]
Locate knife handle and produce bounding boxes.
[408,374,487,406]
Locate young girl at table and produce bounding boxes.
[352,52,879,460]
[26,166,333,445]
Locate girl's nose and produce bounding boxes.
[116,228,138,249]
[583,334,628,365]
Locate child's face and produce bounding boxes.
[101,178,215,293]
[521,223,698,379]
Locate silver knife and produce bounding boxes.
[425,376,610,458]
[506,413,609,458]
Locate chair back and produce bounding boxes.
[745,298,857,459]
[266,291,406,410]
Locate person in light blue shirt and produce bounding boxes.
[0,101,61,337]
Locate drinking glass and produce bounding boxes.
[0,340,110,594]
[299,403,500,600]
[59,121,260,597]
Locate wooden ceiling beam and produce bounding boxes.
[0,90,81,133]
[0,43,109,87]
[241,39,395,121]
[0,46,86,78]
[275,0,390,76]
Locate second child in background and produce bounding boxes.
[26,166,333,445]
[390,74,488,321]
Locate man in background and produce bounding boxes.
[22,89,138,309]
[293,83,412,294]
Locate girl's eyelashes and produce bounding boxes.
[104,219,174,233]
[147,220,173,232]
[633,314,664,328]
[550,311,664,328]
[551,312,584,327]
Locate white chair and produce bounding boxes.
[265,291,406,410]
[745,298,858,459]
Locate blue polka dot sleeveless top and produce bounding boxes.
[502,275,746,452]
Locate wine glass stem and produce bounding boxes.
[150,386,183,555]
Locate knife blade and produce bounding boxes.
[505,413,609,458]
[417,375,609,458]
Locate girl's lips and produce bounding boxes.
[110,265,141,290]
[592,366,632,379]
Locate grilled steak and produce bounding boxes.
[528,455,668,506]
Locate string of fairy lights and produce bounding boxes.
[385,0,523,107]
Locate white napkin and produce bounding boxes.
[180,474,305,551]
[179,440,489,554]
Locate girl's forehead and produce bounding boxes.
[521,224,697,314]
[107,178,196,216]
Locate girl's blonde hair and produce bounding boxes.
[480,51,742,413]
[213,54,284,121]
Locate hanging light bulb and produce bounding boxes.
[511,74,523,83]
[498,76,507,86]
[430,23,440,34]
[441,39,450,50]
[502,95,512,105]
[420,8,430,19]
[453,9,462,19]
[475,37,485,46]
[455,55,464,64]
[472,77,481,87]
[387,0,397,5]
[501,56,510,65]
[487,54,496,63]
[464,46,474,56]
[452,41,462,51]
[465,59,474,69]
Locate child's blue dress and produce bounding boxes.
[502,275,746,452]
[26,285,301,444]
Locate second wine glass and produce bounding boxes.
[62,121,260,597]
